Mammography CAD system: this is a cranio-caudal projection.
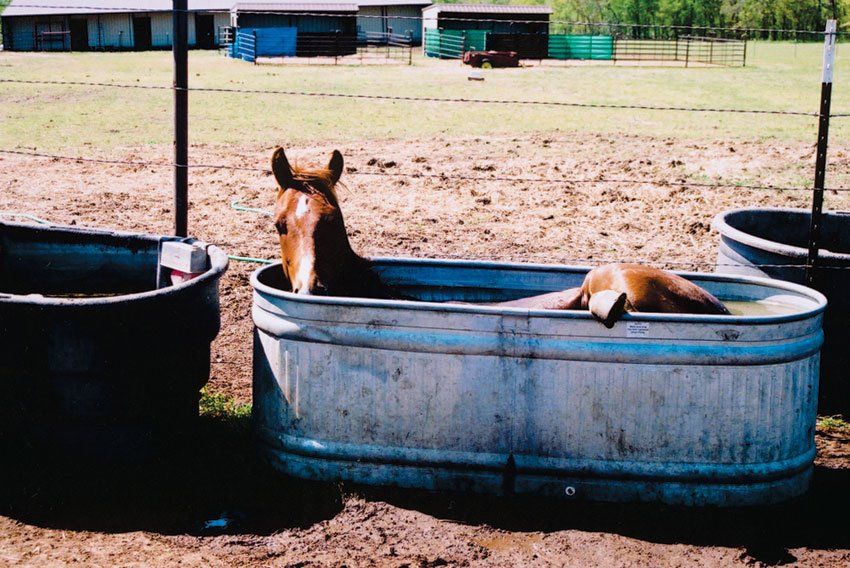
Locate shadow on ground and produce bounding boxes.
[0,413,343,536]
[2,413,848,564]
[359,464,850,564]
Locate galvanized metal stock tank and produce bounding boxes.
[712,207,850,414]
[0,222,228,460]
[252,258,825,506]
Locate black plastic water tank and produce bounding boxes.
[0,222,228,461]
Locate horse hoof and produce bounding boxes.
[589,290,628,328]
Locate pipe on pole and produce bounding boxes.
[806,19,836,285]
[173,0,189,237]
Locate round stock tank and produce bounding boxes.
[252,258,825,506]
[0,221,228,461]
[712,207,850,414]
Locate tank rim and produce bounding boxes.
[0,221,229,307]
[251,257,827,325]
[711,206,850,264]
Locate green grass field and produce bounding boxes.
[0,42,848,151]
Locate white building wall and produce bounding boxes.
[187,12,197,45]
[151,12,172,47]
[421,6,438,30]
[89,13,132,49]
[387,5,421,41]
[213,12,230,44]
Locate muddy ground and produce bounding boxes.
[1,133,849,566]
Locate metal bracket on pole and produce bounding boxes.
[173,0,189,237]
[806,19,836,286]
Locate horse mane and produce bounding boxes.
[289,162,345,202]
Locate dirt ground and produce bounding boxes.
[1,133,850,566]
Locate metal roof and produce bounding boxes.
[422,4,553,16]
[2,1,234,17]
[232,2,359,12]
[1,0,429,17]
[357,0,430,6]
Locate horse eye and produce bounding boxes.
[275,218,287,235]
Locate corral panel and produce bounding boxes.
[549,34,614,60]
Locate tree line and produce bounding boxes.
[437,0,847,37]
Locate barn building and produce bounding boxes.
[0,0,232,51]
[422,3,551,59]
[229,2,359,57]
[357,0,429,45]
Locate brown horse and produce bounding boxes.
[271,147,395,299]
[270,147,729,326]
[498,263,729,327]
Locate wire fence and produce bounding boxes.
[0,5,846,272]
[2,148,847,194]
[3,205,847,272]
[0,78,826,117]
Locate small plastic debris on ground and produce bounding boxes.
[203,517,233,531]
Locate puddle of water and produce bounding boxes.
[723,299,801,317]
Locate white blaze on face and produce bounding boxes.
[292,251,314,295]
[295,194,310,219]
[290,194,317,294]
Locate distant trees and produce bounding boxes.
[436,0,849,36]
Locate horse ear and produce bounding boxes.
[328,150,344,184]
[271,147,293,189]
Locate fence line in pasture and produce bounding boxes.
[1,8,844,273]
[2,148,848,194]
[1,206,847,272]
[0,79,824,117]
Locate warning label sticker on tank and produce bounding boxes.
[626,321,650,337]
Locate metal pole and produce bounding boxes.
[173,0,188,237]
[806,20,836,285]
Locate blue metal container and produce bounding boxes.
[712,207,850,414]
[0,222,228,461]
[252,258,825,506]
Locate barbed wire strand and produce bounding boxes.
[2,148,847,193]
[2,206,847,271]
[0,78,823,117]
